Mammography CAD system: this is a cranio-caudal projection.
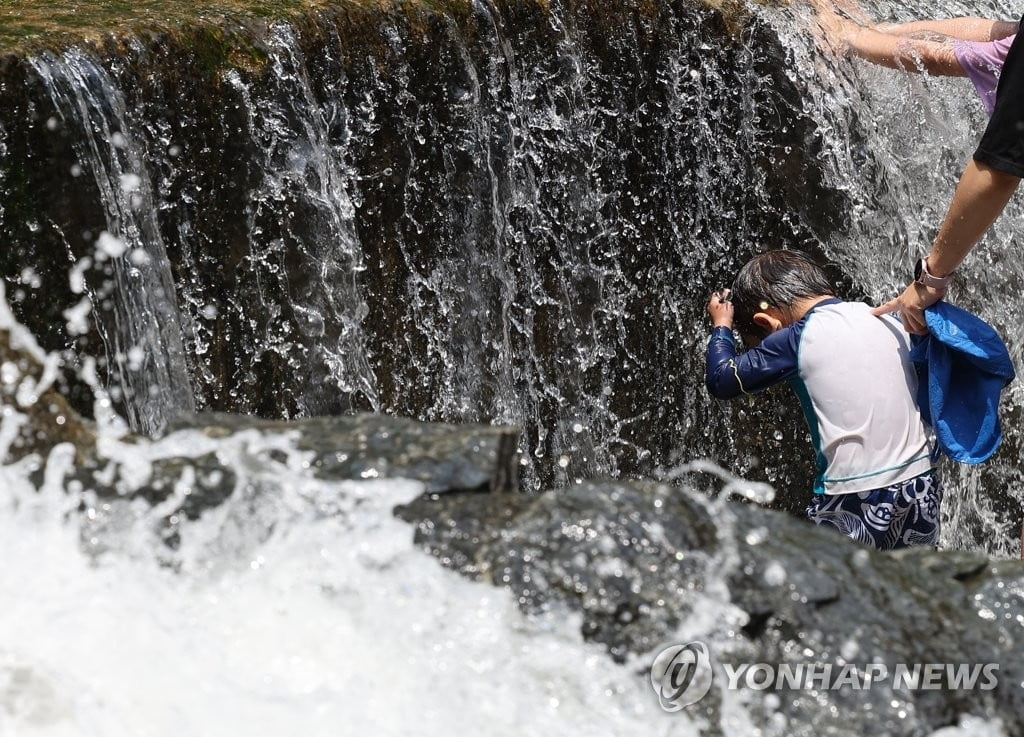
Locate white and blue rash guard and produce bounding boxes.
[706,298,934,495]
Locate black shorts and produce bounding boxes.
[974,15,1024,178]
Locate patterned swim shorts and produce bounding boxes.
[805,472,942,551]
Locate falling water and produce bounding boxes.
[221,24,380,413]
[1,1,1022,552]
[27,49,195,435]
[2,1,1023,734]
[4,0,828,494]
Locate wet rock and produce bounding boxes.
[165,411,520,493]
[2,324,518,520]
[399,479,719,659]
[0,326,95,465]
[56,411,517,539]
[398,480,1024,736]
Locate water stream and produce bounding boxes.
[28,49,196,436]
[1,0,1023,732]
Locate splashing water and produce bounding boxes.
[3,0,1022,556]
[0,464,678,736]
[1,0,1022,732]
[0,278,1014,735]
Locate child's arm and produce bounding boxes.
[812,6,966,75]
[705,292,801,400]
[842,28,965,75]
[878,17,1018,42]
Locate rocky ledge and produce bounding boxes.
[3,324,1023,735]
[398,480,1024,736]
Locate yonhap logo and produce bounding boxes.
[650,641,714,711]
[649,642,1002,714]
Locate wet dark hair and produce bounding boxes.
[731,250,835,341]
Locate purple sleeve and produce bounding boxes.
[974,25,1024,177]
[705,325,801,399]
[952,35,1014,116]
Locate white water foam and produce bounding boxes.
[0,455,693,737]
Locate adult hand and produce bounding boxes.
[870,281,945,334]
[707,289,734,328]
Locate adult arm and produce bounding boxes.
[871,159,1020,333]
[874,20,1024,333]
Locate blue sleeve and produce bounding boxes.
[705,325,801,399]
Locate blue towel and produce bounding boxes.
[909,302,1015,464]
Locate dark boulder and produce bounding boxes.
[398,479,1024,735]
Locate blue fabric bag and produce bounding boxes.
[909,302,1015,464]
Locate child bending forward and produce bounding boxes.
[705,250,941,550]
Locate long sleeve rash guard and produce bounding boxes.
[705,324,801,399]
[703,299,934,494]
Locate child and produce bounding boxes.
[810,0,1018,116]
[705,250,941,550]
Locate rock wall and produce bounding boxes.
[0,0,849,503]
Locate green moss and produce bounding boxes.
[0,0,514,52]
[0,0,748,54]
[0,0,332,52]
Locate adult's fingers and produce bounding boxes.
[870,298,900,317]
[901,307,928,335]
[871,295,929,334]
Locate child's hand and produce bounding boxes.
[708,290,734,328]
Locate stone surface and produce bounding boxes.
[0,326,96,465]
[397,480,1024,736]
[166,410,520,492]
[2,323,518,527]
[72,410,519,538]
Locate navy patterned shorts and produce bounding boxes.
[806,472,942,550]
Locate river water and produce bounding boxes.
[1,0,1022,733]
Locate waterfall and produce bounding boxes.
[3,2,1024,734]
[0,0,1021,553]
[27,48,195,436]
[219,24,380,414]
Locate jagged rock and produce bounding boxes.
[69,410,519,530]
[2,320,517,521]
[397,480,1024,736]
